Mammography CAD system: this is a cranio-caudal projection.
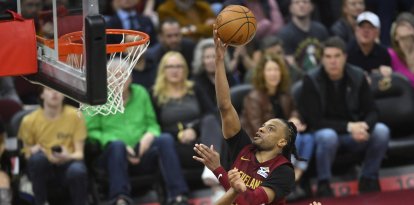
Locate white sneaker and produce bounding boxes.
[201,166,219,186]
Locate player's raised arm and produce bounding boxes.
[214,28,241,139]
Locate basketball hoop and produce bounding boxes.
[39,29,150,116]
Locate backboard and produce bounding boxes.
[17,0,107,105]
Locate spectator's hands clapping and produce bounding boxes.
[228,168,246,193]
[193,143,220,171]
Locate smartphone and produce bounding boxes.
[51,145,62,153]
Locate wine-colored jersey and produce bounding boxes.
[225,129,294,205]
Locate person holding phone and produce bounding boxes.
[18,87,88,205]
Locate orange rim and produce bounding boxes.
[37,29,150,55]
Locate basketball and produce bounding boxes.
[215,5,257,47]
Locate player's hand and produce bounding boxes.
[228,168,246,193]
[193,143,221,171]
[229,168,247,192]
[213,24,228,60]
[310,201,322,205]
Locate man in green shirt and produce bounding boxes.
[85,65,189,205]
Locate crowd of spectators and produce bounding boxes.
[1,0,414,204]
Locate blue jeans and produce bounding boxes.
[314,123,390,181]
[293,132,315,171]
[98,133,189,201]
[27,152,88,205]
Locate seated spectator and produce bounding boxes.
[0,117,11,204]
[85,59,190,205]
[330,0,365,43]
[277,0,329,72]
[240,54,314,187]
[106,0,157,46]
[192,38,237,106]
[347,11,392,77]
[299,37,390,197]
[247,36,304,83]
[146,19,196,76]
[151,51,224,202]
[388,12,414,88]
[223,0,284,39]
[157,0,215,40]
[0,77,22,104]
[18,87,88,205]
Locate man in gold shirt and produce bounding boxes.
[18,87,87,205]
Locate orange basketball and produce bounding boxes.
[215,5,257,47]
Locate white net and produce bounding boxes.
[66,32,149,116]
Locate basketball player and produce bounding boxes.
[193,28,299,205]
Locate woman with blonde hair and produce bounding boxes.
[389,12,414,88]
[240,54,314,199]
[151,51,225,201]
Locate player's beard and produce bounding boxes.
[251,140,265,151]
